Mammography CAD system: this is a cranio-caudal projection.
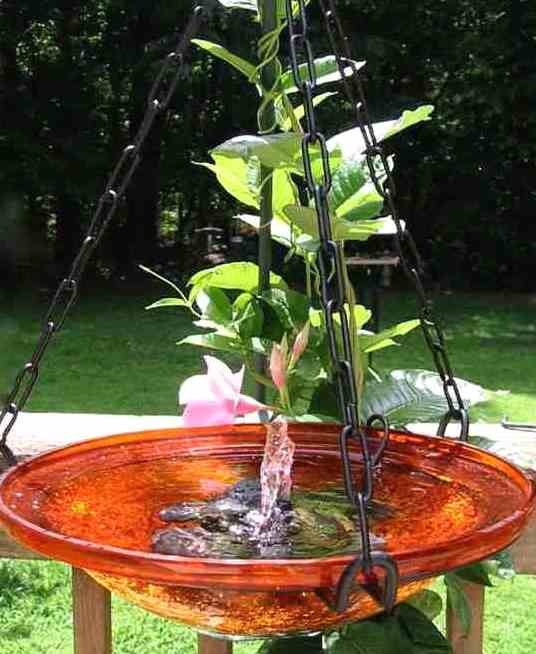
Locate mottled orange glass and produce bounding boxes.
[0,423,534,637]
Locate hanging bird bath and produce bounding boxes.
[0,422,533,638]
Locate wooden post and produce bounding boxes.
[73,568,112,654]
[197,634,233,654]
[512,517,536,574]
[446,581,485,654]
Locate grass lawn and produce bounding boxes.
[0,284,535,653]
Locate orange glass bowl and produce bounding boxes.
[0,423,534,638]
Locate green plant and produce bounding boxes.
[142,1,510,652]
[146,0,488,425]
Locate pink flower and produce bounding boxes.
[270,335,288,391]
[179,356,267,427]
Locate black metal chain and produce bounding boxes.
[0,7,205,467]
[285,0,399,613]
[318,0,469,442]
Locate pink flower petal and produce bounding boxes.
[179,356,267,426]
[204,356,238,401]
[235,393,268,416]
[182,400,235,427]
[178,374,217,405]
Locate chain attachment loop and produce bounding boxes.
[438,407,469,441]
[366,414,391,466]
[334,549,399,614]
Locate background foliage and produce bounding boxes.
[1,0,535,289]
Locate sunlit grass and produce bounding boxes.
[0,285,535,652]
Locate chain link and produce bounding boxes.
[285,0,399,613]
[0,7,205,465]
[318,0,469,442]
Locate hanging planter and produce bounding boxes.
[0,423,533,637]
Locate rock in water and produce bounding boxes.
[152,418,389,559]
[152,478,389,559]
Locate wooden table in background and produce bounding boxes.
[1,413,535,654]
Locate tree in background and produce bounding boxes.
[1,0,535,289]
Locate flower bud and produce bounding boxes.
[270,336,288,390]
[290,322,310,367]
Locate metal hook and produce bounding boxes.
[366,414,391,466]
[336,551,398,613]
[316,551,399,614]
[437,407,469,441]
[0,442,17,468]
[501,417,536,432]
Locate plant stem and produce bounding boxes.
[341,245,364,414]
[255,0,278,404]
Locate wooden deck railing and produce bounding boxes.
[1,413,534,654]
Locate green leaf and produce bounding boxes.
[283,204,384,241]
[326,604,452,654]
[335,218,385,241]
[360,319,420,353]
[261,287,309,330]
[280,56,365,94]
[256,287,310,343]
[145,298,188,310]
[272,168,299,218]
[308,381,338,419]
[396,603,452,653]
[286,288,310,326]
[279,0,313,19]
[212,133,302,171]
[212,133,341,177]
[277,91,337,132]
[311,144,343,181]
[178,333,242,353]
[232,293,264,339]
[231,0,305,19]
[361,369,488,426]
[276,0,312,19]
[326,150,390,222]
[407,589,444,621]
[196,156,259,208]
[327,105,435,159]
[453,563,493,587]
[191,39,258,82]
[260,288,294,332]
[189,262,286,294]
[382,105,435,140]
[195,288,232,325]
[445,573,472,636]
[349,305,373,330]
[258,634,323,654]
[335,181,384,221]
[237,213,294,249]
[328,156,369,215]
[325,106,433,220]
[282,205,318,236]
[483,549,516,580]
